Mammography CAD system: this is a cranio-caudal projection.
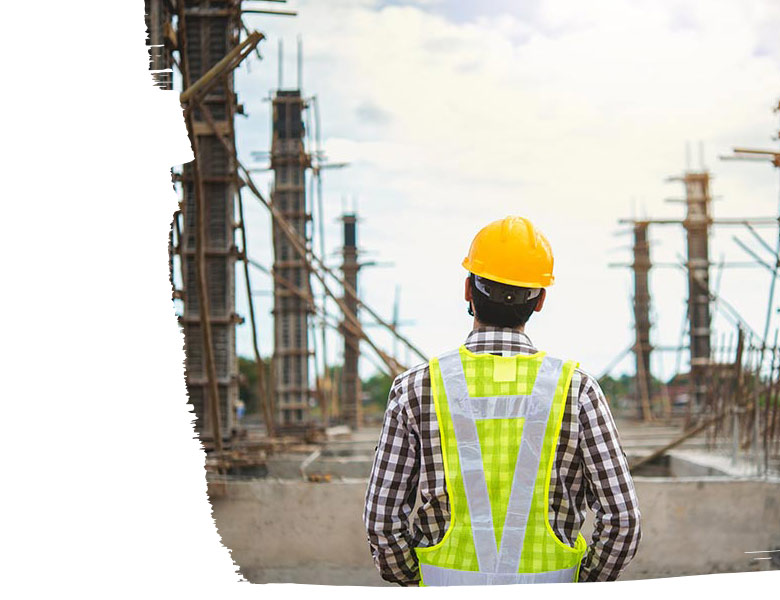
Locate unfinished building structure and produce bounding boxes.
[178,0,242,440]
[675,170,713,415]
[271,89,314,426]
[148,2,425,448]
[616,160,777,423]
[340,213,362,429]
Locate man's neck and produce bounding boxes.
[472,318,526,334]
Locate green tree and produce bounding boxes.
[362,371,394,411]
[238,356,271,415]
[598,373,633,408]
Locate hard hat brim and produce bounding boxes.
[463,257,554,288]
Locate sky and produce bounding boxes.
[225,0,780,383]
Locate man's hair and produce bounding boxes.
[468,273,541,328]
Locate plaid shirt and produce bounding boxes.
[363,327,641,585]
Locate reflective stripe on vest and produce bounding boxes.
[415,347,588,586]
[421,563,578,586]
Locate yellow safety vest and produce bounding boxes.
[415,346,588,586]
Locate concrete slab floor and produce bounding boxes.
[214,420,780,585]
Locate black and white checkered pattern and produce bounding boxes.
[363,327,641,585]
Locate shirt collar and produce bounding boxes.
[463,326,537,356]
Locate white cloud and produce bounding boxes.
[236,0,780,380]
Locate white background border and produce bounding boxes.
[1,2,776,598]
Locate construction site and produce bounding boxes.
[146,0,780,585]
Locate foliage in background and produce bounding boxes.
[362,371,394,414]
[599,372,668,412]
[241,356,685,418]
[599,374,634,407]
[238,357,394,416]
[238,356,270,414]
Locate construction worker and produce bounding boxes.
[364,216,641,585]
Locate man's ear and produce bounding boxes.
[464,276,472,302]
[534,289,546,313]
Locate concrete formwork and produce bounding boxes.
[179,0,241,439]
[680,171,713,414]
[271,90,313,426]
[340,214,362,429]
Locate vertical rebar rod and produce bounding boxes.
[763,330,778,475]
[732,406,739,466]
[297,35,303,91]
[770,341,780,460]
[732,327,745,466]
[753,360,761,475]
[278,38,284,89]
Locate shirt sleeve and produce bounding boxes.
[577,374,642,581]
[363,372,421,586]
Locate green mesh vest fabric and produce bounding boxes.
[415,346,587,583]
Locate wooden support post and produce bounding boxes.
[237,189,275,438]
[180,31,264,104]
[631,222,654,421]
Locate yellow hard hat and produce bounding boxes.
[462,216,554,288]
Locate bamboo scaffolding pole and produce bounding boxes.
[237,189,275,438]
[597,344,633,380]
[342,275,427,364]
[311,96,330,390]
[251,247,396,377]
[180,31,264,104]
[246,258,390,377]
[255,185,403,376]
[247,258,314,307]
[191,96,407,377]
